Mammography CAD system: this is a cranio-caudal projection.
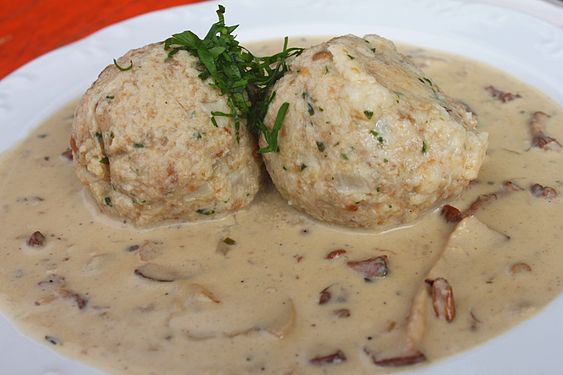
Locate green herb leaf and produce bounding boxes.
[113,59,133,72]
[259,101,289,153]
[133,143,144,148]
[223,237,236,245]
[100,156,109,164]
[104,197,112,207]
[370,130,384,143]
[422,140,428,153]
[164,6,303,152]
[302,92,315,115]
[316,141,326,152]
[196,208,215,215]
[364,110,373,119]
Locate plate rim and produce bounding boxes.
[0,0,562,374]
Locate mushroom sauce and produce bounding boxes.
[0,39,562,375]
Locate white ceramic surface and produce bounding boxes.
[0,0,562,374]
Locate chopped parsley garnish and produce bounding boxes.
[95,132,103,143]
[196,208,215,215]
[113,59,133,71]
[340,153,349,160]
[106,95,114,100]
[316,141,326,152]
[133,143,145,148]
[370,130,384,144]
[300,163,307,171]
[100,156,109,164]
[364,110,373,119]
[302,92,315,116]
[104,197,112,206]
[393,91,402,104]
[307,103,315,115]
[223,237,236,245]
[347,54,355,60]
[164,5,303,152]
[422,140,428,153]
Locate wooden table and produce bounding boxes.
[0,0,204,79]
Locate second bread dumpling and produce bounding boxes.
[261,34,488,228]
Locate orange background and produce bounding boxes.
[0,0,205,79]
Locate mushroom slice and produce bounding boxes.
[134,263,190,282]
[425,278,455,322]
[318,283,349,305]
[170,294,295,340]
[347,256,389,281]
[363,325,426,368]
[36,273,89,310]
[184,283,221,304]
[528,111,561,151]
[372,352,426,367]
[309,350,346,366]
[258,298,296,339]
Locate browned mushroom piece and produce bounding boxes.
[319,286,332,305]
[309,350,346,366]
[369,351,427,367]
[530,183,558,199]
[510,262,532,274]
[333,308,351,318]
[318,284,348,305]
[325,248,347,259]
[27,231,46,247]
[502,180,524,192]
[60,149,73,161]
[59,289,89,310]
[134,263,190,282]
[425,278,456,322]
[347,256,389,281]
[362,325,427,369]
[484,85,521,103]
[36,274,88,310]
[528,111,561,151]
[463,193,498,218]
[441,204,463,223]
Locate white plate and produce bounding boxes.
[1,0,562,374]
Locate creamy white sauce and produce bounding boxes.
[0,38,562,375]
